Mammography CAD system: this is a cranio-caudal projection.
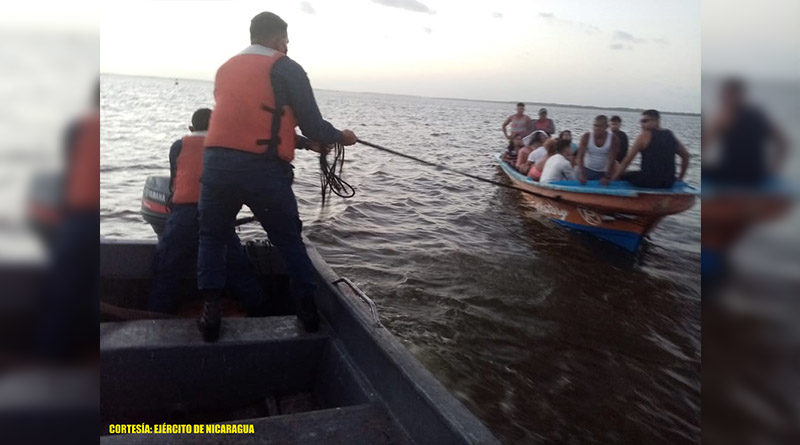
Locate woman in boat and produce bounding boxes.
[516,131,547,174]
[558,130,578,153]
[527,138,555,181]
[502,135,523,164]
[540,139,577,184]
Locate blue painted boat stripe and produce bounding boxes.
[551,219,642,251]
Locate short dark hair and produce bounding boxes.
[722,77,745,96]
[642,109,660,120]
[595,115,608,125]
[610,115,621,123]
[556,139,571,152]
[191,108,212,131]
[250,12,288,42]
[516,102,525,107]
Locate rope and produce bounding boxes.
[355,139,549,198]
[319,142,355,203]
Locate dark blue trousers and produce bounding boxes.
[37,211,98,359]
[197,158,317,305]
[149,204,264,314]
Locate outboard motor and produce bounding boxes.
[141,176,171,236]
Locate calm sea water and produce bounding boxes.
[101,74,700,443]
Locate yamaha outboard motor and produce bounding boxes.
[141,176,171,237]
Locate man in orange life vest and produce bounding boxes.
[37,81,100,358]
[197,12,358,341]
[148,108,265,315]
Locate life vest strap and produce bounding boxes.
[260,103,285,116]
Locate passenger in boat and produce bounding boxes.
[611,109,690,188]
[526,138,554,181]
[502,135,523,164]
[610,115,629,162]
[197,12,358,340]
[502,102,533,140]
[558,130,579,164]
[533,108,556,135]
[516,131,547,173]
[149,109,265,316]
[577,115,620,185]
[540,139,577,184]
[702,77,788,185]
[558,130,576,150]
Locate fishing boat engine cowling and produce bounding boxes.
[141,175,170,236]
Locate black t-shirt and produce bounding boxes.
[613,129,629,162]
[641,129,677,184]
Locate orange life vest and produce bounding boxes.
[66,112,100,210]
[204,45,298,162]
[171,134,205,204]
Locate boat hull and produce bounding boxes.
[496,155,697,251]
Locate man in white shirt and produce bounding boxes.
[577,115,620,185]
[540,139,577,184]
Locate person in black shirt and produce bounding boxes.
[611,109,690,188]
[702,77,787,185]
[610,115,629,163]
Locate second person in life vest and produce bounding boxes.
[148,108,266,316]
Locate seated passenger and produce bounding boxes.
[527,139,555,181]
[502,135,523,164]
[558,130,578,154]
[610,109,690,188]
[517,131,547,173]
[540,139,577,184]
[577,115,620,185]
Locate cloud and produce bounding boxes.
[613,30,646,43]
[424,27,432,34]
[538,12,600,34]
[492,12,503,19]
[609,43,626,50]
[300,1,315,15]
[371,0,434,14]
[653,37,669,45]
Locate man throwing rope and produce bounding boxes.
[197,11,357,341]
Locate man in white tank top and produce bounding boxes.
[576,115,620,185]
[502,102,532,140]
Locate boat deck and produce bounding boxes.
[100,239,499,444]
[101,316,413,444]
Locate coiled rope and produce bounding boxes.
[319,142,355,203]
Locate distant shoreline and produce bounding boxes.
[101,72,701,117]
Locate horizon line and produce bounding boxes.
[100,72,701,116]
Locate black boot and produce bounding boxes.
[296,296,320,333]
[198,289,222,342]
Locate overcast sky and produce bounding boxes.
[100,0,702,112]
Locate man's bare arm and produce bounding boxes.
[611,133,647,180]
[676,138,690,181]
[502,116,512,139]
